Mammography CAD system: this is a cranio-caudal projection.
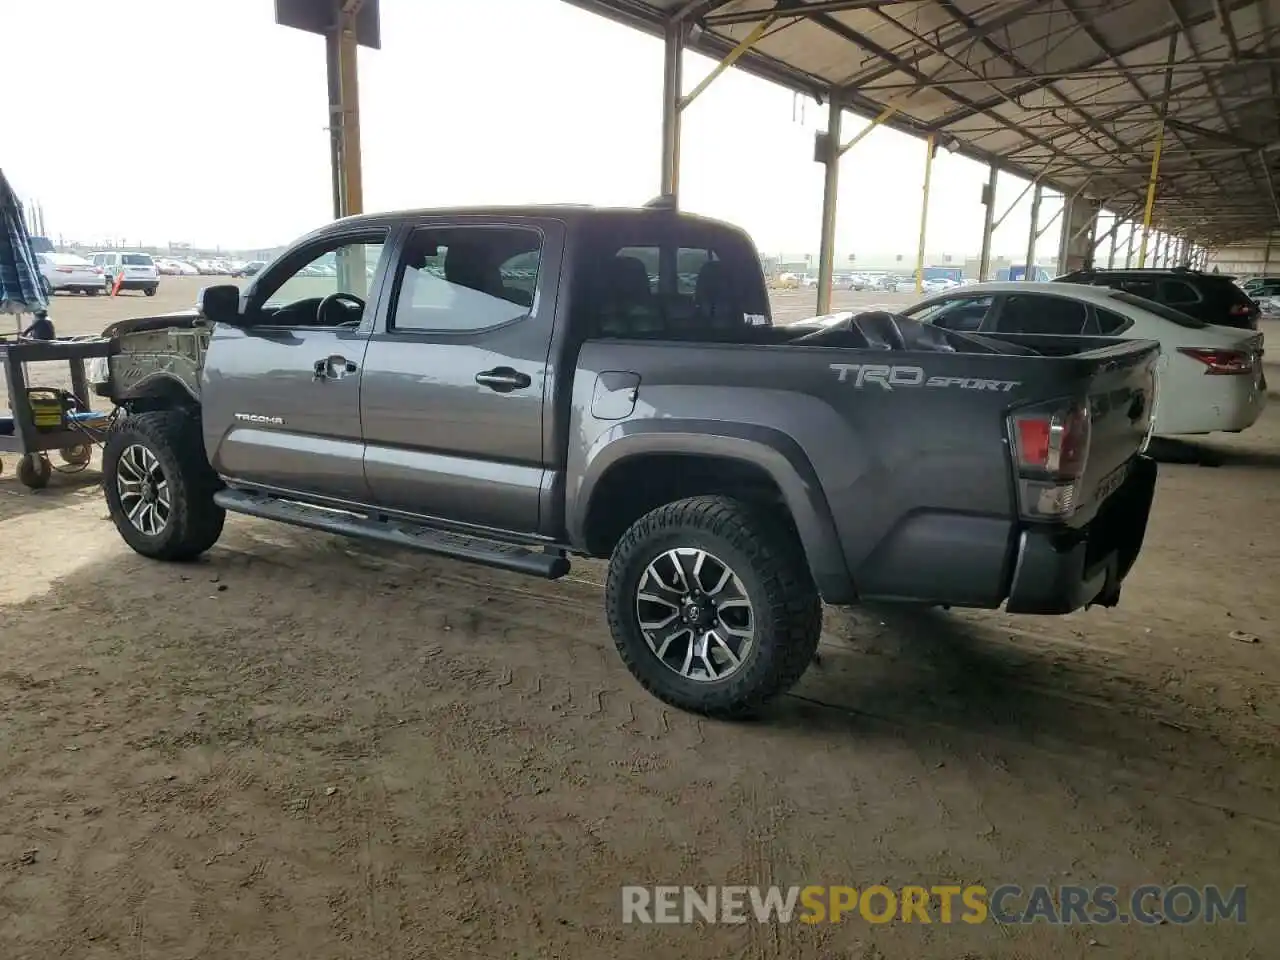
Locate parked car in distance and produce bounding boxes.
[869,275,904,292]
[234,260,266,278]
[1056,267,1259,330]
[904,281,1266,437]
[92,205,1160,718]
[91,251,159,296]
[922,277,957,294]
[1240,276,1280,301]
[36,252,107,295]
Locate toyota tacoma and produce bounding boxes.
[92,204,1161,717]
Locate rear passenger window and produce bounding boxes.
[676,248,712,296]
[1115,279,1158,301]
[390,226,541,333]
[997,295,1087,335]
[1095,309,1130,334]
[576,222,770,340]
[912,296,992,331]
[1160,280,1200,305]
[615,247,659,293]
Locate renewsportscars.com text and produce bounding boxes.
[621,884,1246,926]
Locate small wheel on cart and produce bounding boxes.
[59,444,92,467]
[17,454,52,490]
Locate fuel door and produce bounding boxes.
[590,371,641,421]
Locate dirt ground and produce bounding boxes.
[2,280,1279,959]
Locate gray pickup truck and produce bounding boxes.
[93,204,1160,717]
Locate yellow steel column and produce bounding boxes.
[915,135,936,295]
[1138,130,1168,266]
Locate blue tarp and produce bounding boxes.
[0,169,49,316]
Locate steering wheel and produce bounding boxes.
[317,291,366,326]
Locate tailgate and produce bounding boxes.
[1074,341,1159,523]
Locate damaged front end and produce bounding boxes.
[90,312,211,406]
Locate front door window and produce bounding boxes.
[257,238,386,328]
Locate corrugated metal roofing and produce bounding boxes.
[564,0,1280,245]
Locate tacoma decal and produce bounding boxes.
[830,363,1020,393]
[234,413,285,425]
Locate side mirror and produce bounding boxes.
[198,284,245,327]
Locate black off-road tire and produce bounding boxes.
[103,409,225,561]
[606,495,823,718]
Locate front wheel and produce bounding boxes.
[102,409,225,561]
[606,496,823,718]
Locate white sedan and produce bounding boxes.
[921,277,958,294]
[903,281,1266,437]
[36,252,107,295]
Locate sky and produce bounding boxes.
[3,0,1128,261]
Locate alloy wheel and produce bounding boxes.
[116,443,171,537]
[635,547,755,682]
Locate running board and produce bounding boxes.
[213,489,570,580]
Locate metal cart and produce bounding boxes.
[0,336,116,489]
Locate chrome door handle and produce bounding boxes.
[475,367,532,392]
[314,356,357,381]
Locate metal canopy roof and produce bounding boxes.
[564,0,1280,245]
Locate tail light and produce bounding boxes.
[92,266,103,275]
[56,266,74,273]
[1229,303,1254,317]
[1178,347,1253,375]
[1008,400,1092,519]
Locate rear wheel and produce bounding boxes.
[103,409,225,560]
[144,286,158,297]
[606,495,822,718]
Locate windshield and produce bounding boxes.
[1108,290,1208,328]
[122,253,153,266]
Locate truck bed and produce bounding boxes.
[567,323,1159,611]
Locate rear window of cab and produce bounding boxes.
[122,254,153,266]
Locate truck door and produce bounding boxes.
[201,231,391,503]
[360,219,564,533]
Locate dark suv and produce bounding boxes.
[1055,267,1259,330]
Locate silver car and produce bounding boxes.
[37,252,108,295]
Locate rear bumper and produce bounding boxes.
[116,278,158,290]
[1156,375,1266,435]
[1005,455,1157,614]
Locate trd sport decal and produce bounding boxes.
[830,363,1021,393]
